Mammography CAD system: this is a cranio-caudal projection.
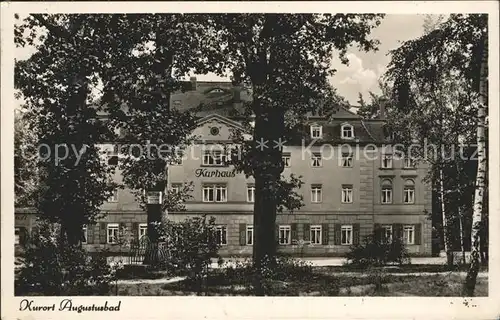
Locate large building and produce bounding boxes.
[15,78,433,257]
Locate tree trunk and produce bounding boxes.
[439,169,453,267]
[144,203,162,265]
[62,70,90,247]
[143,21,174,266]
[252,91,285,296]
[464,35,488,296]
[458,208,466,265]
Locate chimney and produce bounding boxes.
[190,76,197,91]
[378,98,387,120]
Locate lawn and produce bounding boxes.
[113,267,488,296]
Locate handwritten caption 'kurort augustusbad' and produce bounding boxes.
[19,299,121,313]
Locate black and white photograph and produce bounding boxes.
[1,1,499,319]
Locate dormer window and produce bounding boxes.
[209,88,224,94]
[310,125,322,139]
[341,124,354,139]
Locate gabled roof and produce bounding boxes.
[313,120,385,144]
[94,79,386,143]
[195,113,246,132]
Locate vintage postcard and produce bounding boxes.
[1,1,499,320]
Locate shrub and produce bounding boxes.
[274,255,313,281]
[367,266,389,294]
[154,215,221,291]
[345,234,410,268]
[216,255,314,295]
[15,221,113,296]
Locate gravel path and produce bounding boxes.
[117,276,186,285]
[115,271,488,285]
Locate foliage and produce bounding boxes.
[366,267,390,293]
[14,110,39,207]
[15,14,122,244]
[355,81,392,119]
[97,14,222,196]
[215,255,314,295]
[383,14,488,267]
[15,221,113,296]
[155,216,221,283]
[210,14,384,272]
[345,234,410,268]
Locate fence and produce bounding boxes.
[128,236,170,265]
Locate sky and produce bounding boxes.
[15,14,433,106]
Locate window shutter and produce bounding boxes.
[393,223,403,240]
[132,222,139,243]
[334,224,341,245]
[119,222,126,242]
[100,223,107,244]
[19,227,27,245]
[353,223,360,245]
[87,225,94,244]
[322,224,329,245]
[374,223,382,241]
[291,223,298,243]
[414,224,422,245]
[239,224,246,246]
[275,224,280,244]
[303,224,310,242]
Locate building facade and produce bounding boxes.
[14,79,433,257]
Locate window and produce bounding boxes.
[278,225,291,245]
[209,88,224,93]
[247,185,255,203]
[403,179,415,204]
[382,225,392,242]
[202,150,226,166]
[341,124,354,139]
[210,127,220,136]
[15,227,20,245]
[282,153,291,168]
[311,185,322,203]
[341,185,353,203]
[171,184,181,193]
[310,125,323,139]
[202,184,227,202]
[108,189,118,202]
[107,223,119,244]
[381,154,393,168]
[311,153,322,167]
[215,225,227,245]
[82,225,88,244]
[139,223,148,240]
[341,153,353,167]
[246,225,254,245]
[381,179,393,204]
[403,225,415,244]
[310,225,322,245]
[341,225,353,245]
[107,145,119,166]
[404,156,416,168]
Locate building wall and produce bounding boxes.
[14,115,433,257]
